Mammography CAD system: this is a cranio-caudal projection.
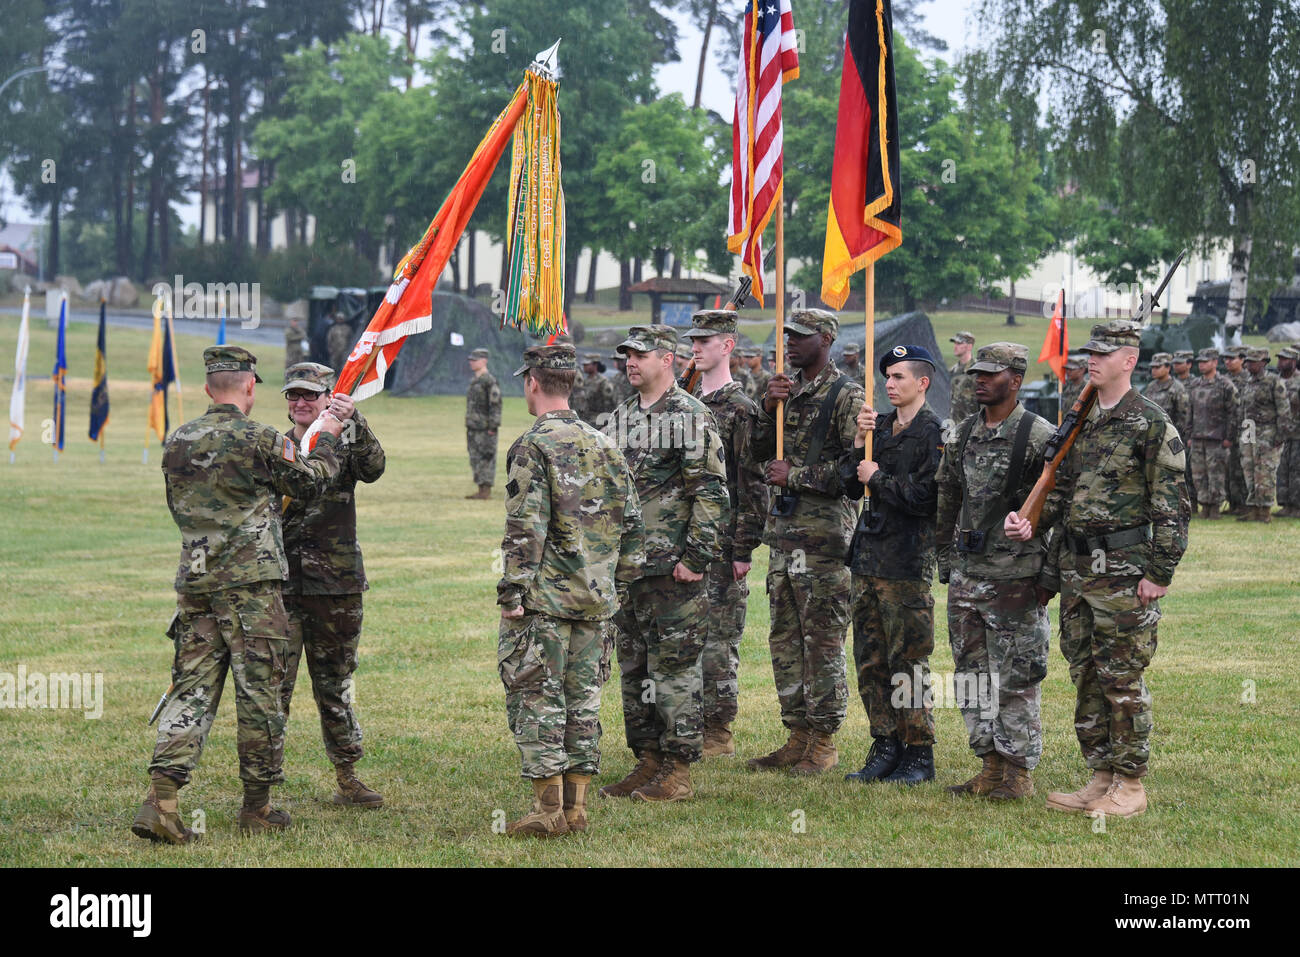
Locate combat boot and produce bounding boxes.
[844,737,901,783]
[789,730,838,775]
[333,763,384,807]
[506,776,570,838]
[702,725,735,758]
[1256,506,1273,523]
[1235,507,1253,522]
[882,745,935,785]
[1045,769,1113,813]
[988,763,1034,801]
[466,484,492,500]
[630,753,693,802]
[746,727,810,770]
[562,773,591,832]
[598,749,662,798]
[1202,504,1220,520]
[946,752,1004,796]
[130,774,196,845]
[237,804,292,833]
[1085,772,1147,818]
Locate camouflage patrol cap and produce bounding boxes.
[513,343,577,376]
[282,362,334,394]
[967,341,1029,374]
[1245,347,1270,363]
[617,324,678,355]
[1173,350,1195,363]
[1277,346,1299,360]
[203,345,263,383]
[786,308,838,338]
[950,331,976,344]
[675,343,694,360]
[469,347,490,360]
[1079,319,1143,354]
[582,352,603,363]
[1227,345,1249,359]
[682,309,738,338]
[1196,347,1220,361]
[1150,352,1173,366]
[1063,355,1087,370]
[739,347,762,358]
[841,343,861,357]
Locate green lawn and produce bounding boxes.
[1,316,1296,867]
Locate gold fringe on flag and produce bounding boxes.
[504,68,566,335]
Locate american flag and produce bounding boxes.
[727,0,799,307]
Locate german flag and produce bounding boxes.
[821,0,902,310]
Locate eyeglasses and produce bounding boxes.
[285,390,325,402]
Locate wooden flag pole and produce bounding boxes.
[775,199,785,460]
[863,263,875,497]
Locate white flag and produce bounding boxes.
[8,288,30,451]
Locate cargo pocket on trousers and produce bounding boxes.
[1132,711,1154,735]
[497,614,544,693]
[598,622,614,684]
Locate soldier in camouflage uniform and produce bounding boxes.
[838,345,944,785]
[727,349,753,398]
[1276,347,1300,517]
[743,348,771,404]
[1009,320,1189,819]
[936,343,1055,799]
[1060,356,1088,419]
[674,342,694,380]
[600,325,728,802]
[275,362,387,808]
[1224,346,1251,515]
[132,346,349,845]
[327,312,354,374]
[749,310,866,775]
[284,318,310,370]
[1143,353,1190,439]
[682,311,770,757]
[1171,350,1195,387]
[1237,347,1291,522]
[610,354,637,406]
[496,344,645,838]
[465,347,502,499]
[840,342,866,388]
[1187,347,1237,518]
[1170,351,1198,509]
[948,331,978,426]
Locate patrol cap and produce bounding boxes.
[582,352,603,364]
[675,343,694,360]
[1079,320,1143,354]
[282,362,334,394]
[1196,347,1220,361]
[616,324,678,355]
[785,309,839,338]
[682,310,738,338]
[1246,347,1270,363]
[1277,346,1298,360]
[880,344,937,375]
[1150,352,1173,366]
[1063,355,1087,370]
[469,347,490,360]
[1173,350,1195,363]
[1227,345,1249,359]
[739,347,762,358]
[204,345,263,383]
[513,343,577,376]
[967,341,1029,374]
[950,331,975,344]
[842,343,860,357]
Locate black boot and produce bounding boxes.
[882,745,935,785]
[844,737,901,783]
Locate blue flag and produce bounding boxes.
[89,299,110,441]
[216,301,227,344]
[51,294,68,451]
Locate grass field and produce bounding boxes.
[1,313,1297,868]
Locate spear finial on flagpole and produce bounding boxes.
[530,39,562,79]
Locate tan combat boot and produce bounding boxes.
[466,484,492,500]
[746,727,811,771]
[1235,507,1253,522]
[598,749,662,798]
[789,730,838,775]
[130,774,197,845]
[1045,769,1114,813]
[702,725,735,758]
[630,753,693,802]
[334,764,384,807]
[988,763,1034,801]
[506,776,570,838]
[1257,506,1273,523]
[1086,772,1147,818]
[237,804,292,833]
[946,752,1004,796]
[1202,504,1220,520]
[562,773,591,832]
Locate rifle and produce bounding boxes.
[1017,249,1187,535]
[676,273,753,394]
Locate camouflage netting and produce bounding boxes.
[389,292,532,398]
[763,310,951,421]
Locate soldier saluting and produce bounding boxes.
[1007,320,1190,819]
[133,346,351,844]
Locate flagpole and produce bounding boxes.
[774,199,785,460]
[863,263,875,496]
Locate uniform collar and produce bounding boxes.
[539,409,578,422]
[977,401,1025,438]
[703,380,743,400]
[1088,387,1141,424]
[208,402,244,416]
[793,360,839,398]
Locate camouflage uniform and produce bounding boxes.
[1060,363,1088,419]
[936,347,1056,769]
[1039,322,1190,780]
[949,332,978,426]
[1226,351,1251,509]
[497,346,645,779]
[610,365,637,406]
[466,352,503,487]
[604,326,728,764]
[327,316,353,374]
[746,350,772,405]
[751,311,865,736]
[1187,349,1238,510]
[1277,349,1300,512]
[275,363,386,773]
[1142,355,1190,440]
[1237,348,1291,508]
[284,319,310,370]
[1170,352,1198,508]
[150,347,343,792]
[683,313,770,731]
[839,343,868,390]
[573,354,618,427]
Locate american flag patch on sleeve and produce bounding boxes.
[280,436,296,462]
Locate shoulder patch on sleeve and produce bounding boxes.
[504,451,535,517]
[1156,426,1186,471]
[281,435,296,462]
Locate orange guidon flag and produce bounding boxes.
[821,0,902,310]
[1039,288,1069,380]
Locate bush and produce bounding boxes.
[255,243,382,303]
[166,242,257,287]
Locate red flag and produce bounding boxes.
[1039,288,1069,380]
[821,0,902,309]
